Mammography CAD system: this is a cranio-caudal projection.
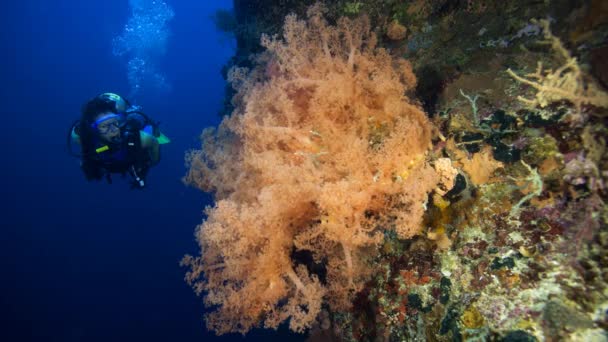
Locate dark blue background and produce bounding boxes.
[0,1,303,341]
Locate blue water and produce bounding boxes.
[0,1,302,341]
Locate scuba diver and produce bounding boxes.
[68,92,170,189]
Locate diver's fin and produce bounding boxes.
[157,132,171,144]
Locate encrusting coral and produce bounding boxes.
[182,3,455,335]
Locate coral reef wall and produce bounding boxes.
[186,1,608,340]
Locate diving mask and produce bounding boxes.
[91,114,125,134]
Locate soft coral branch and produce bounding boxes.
[183,2,446,335]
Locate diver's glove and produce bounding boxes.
[126,104,143,114]
[124,113,147,131]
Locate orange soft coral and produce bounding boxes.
[183,3,441,335]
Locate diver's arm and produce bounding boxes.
[71,126,81,146]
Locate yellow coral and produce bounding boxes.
[397,153,425,181]
[386,20,407,40]
[461,306,485,329]
[507,19,608,116]
[447,139,503,185]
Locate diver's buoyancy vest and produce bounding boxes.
[93,127,150,175]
